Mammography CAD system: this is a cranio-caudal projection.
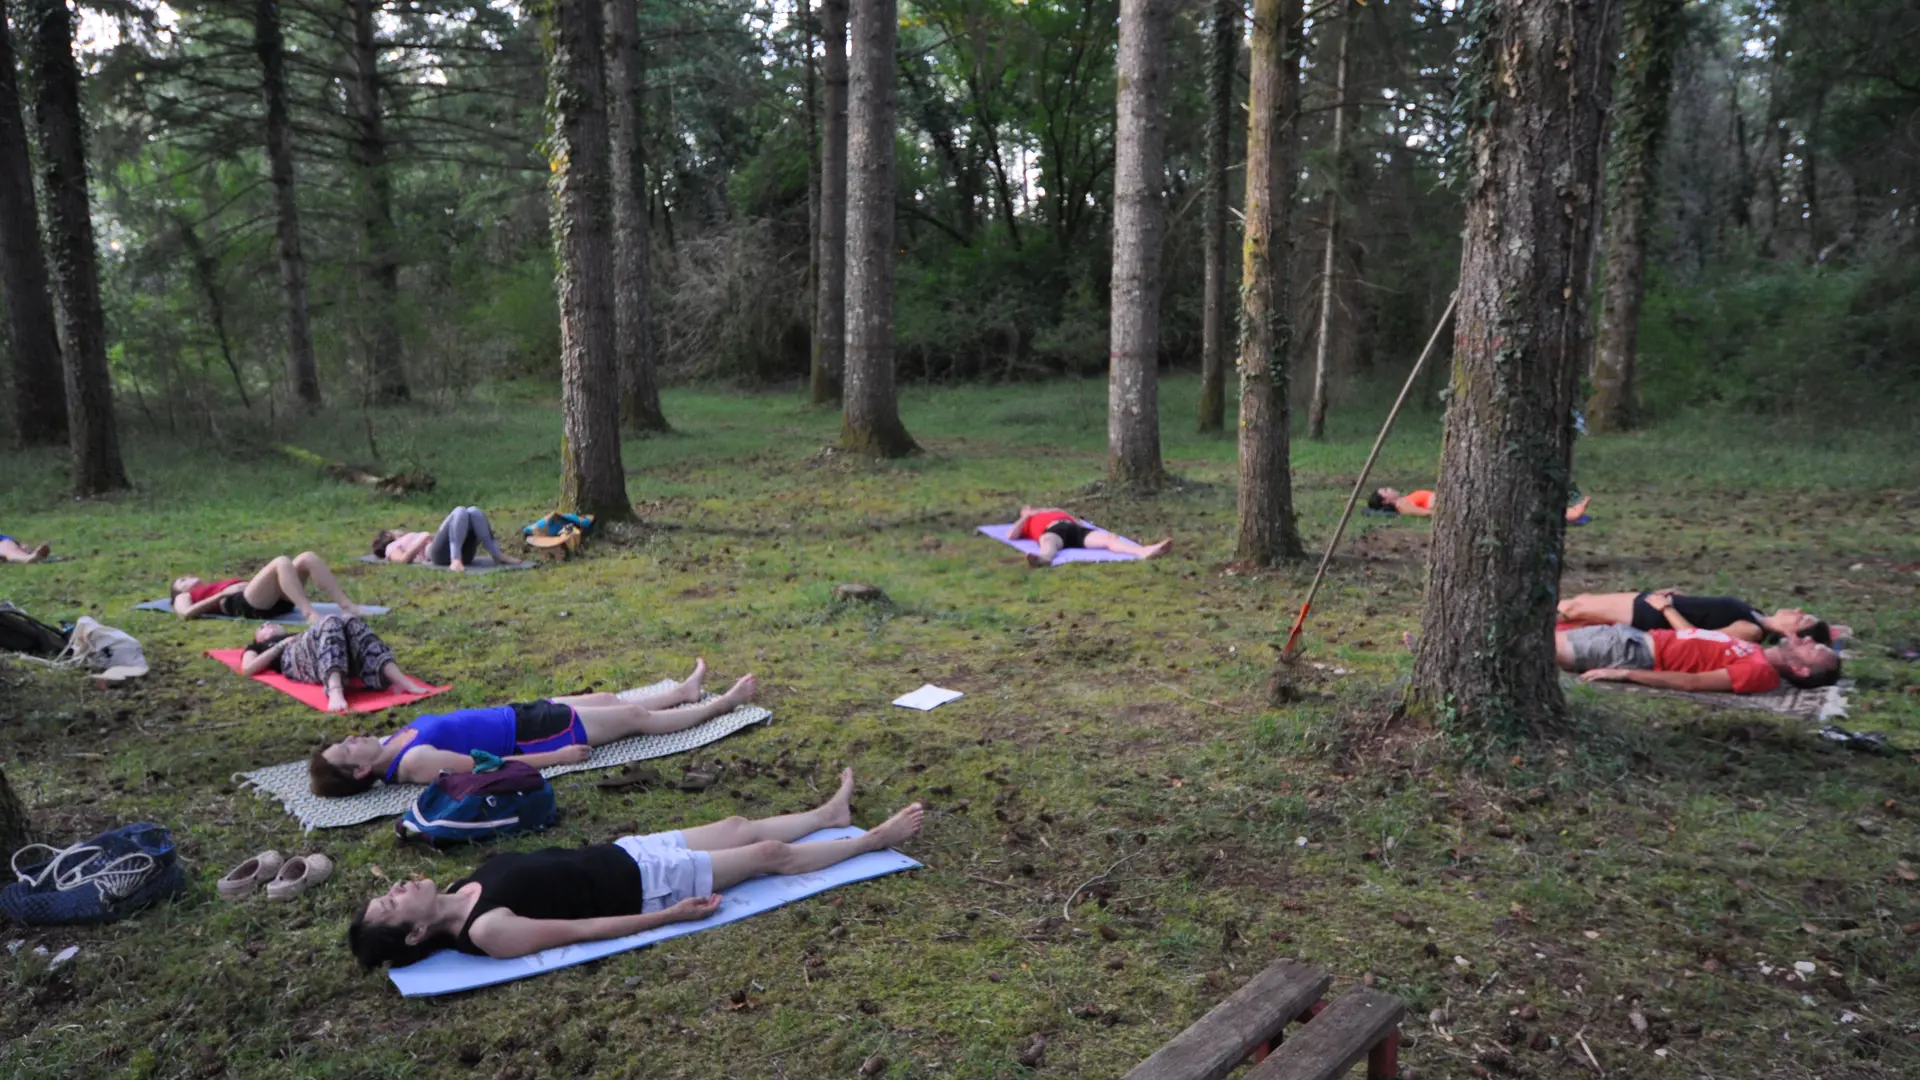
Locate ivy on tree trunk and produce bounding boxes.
[1406,0,1616,740]
[545,0,636,522]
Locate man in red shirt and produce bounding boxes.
[1007,505,1170,568]
[1555,590,1840,693]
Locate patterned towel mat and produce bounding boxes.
[234,680,772,830]
[355,554,532,573]
[1572,676,1851,722]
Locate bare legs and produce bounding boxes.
[242,552,362,619]
[1028,529,1172,567]
[1565,495,1592,522]
[562,672,756,743]
[684,771,924,891]
[0,539,49,564]
[1555,591,1636,626]
[379,662,433,696]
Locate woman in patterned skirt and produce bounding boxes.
[240,615,434,713]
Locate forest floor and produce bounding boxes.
[2,376,1918,1080]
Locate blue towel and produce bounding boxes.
[135,600,388,624]
[388,827,920,996]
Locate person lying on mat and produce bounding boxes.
[172,552,366,621]
[242,615,435,714]
[1556,591,1840,694]
[373,507,526,572]
[0,534,51,564]
[1368,486,1592,522]
[1008,505,1171,568]
[347,769,922,968]
[309,660,756,795]
[1558,588,1830,645]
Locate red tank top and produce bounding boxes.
[1021,511,1076,541]
[188,578,243,604]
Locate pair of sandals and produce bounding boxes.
[217,851,332,902]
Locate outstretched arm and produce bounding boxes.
[1393,496,1433,516]
[468,897,722,958]
[1578,668,1734,692]
[505,746,592,769]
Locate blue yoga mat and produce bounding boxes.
[134,600,389,624]
[388,827,921,997]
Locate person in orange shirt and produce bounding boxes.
[1554,590,1840,693]
[1007,505,1170,568]
[1368,486,1591,522]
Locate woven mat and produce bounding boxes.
[1572,677,1851,722]
[235,681,771,830]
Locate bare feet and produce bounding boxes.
[677,658,709,704]
[450,558,466,573]
[868,803,924,848]
[394,675,433,695]
[1141,538,1173,559]
[715,673,757,708]
[325,689,350,713]
[822,768,854,828]
[1025,552,1051,569]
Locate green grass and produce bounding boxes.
[2,375,1918,1079]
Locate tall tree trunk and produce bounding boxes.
[1108,0,1173,489]
[812,0,849,405]
[1406,0,1615,739]
[0,0,64,446]
[838,0,916,456]
[545,0,635,522]
[1588,0,1683,434]
[255,0,319,410]
[177,214,252,408]
[25,0,128,495]
[1233,0,1303,565]
[349,0,407,403]
[803,0,820,375]
[1306,0,1353,441]
[0,766,29,863]
[1196,0,1234,435]
[606,0,667,433]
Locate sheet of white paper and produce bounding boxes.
[892,684,963,711]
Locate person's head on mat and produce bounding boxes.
[1558,624,1840,694]
[1367,488,1400,513]
[370,529,398,560]
[345,771,923,968]
[308,662,757,796]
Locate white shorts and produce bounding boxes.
[614,831,715,913]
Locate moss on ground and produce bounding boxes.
[1,377,1917,1078]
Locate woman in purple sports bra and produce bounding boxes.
[307,659,756,796]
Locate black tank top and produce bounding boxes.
[451,845,644,955]
[1631,593,1764,635]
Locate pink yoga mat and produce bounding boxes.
[206,649,449,713]
[976,523,1141,563]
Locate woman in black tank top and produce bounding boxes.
[1557,589,1829,644]
[347,770,925,970]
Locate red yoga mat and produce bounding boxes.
[205,649,450,713]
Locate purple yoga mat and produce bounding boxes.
[977,523,1140,563]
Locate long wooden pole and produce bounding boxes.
[1281,291,1458,656]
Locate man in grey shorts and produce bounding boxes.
[1556,589,1841,694]
[1560,624,1655,673]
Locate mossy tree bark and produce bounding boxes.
[348,0,408,404]
[255,0,319,410]
[839,0,917,457]
[1196,0,1236,435]
[1306,0,1353,441]
[0,766,29,863]
[1233,0,1304,566]
[546,0,635,522]
[606,0,668,434]
[1406,0,1616,739]
[26,0,128,495]
[1107,0,1173,490]
[812,0,849,406]
[1588,0,1684,433]
[0,0,65,446]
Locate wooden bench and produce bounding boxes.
[1121,959,1405,1080]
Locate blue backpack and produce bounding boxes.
[396,755,557,847]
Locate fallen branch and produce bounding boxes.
[274,444,436,497]
[1063,850,1145,920]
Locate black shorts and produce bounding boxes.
[220,592,296,620]
[1043,519,1092,549]
[512,699,582,745]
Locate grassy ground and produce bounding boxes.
[2,376,1918,1080]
